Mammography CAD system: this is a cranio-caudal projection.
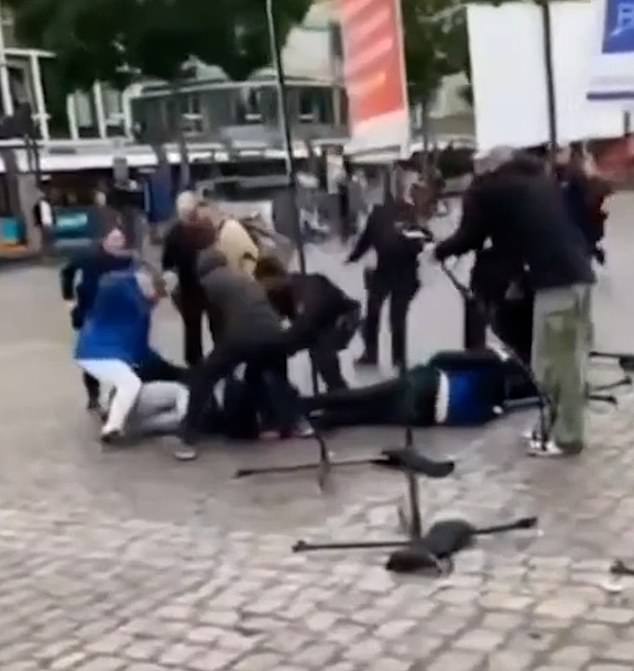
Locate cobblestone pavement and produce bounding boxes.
[2,196,634,671]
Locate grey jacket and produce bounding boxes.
[197,249,283,345]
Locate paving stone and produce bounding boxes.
[375,619,417,639]
[50,652,88,670]
[534,598,589,619]
[76,658,126,671]
[232,652,283,671]
[188,650,241,671]
[427,650,485,671]
[602,640,634,662]
[455,628,507,652]
[549,645,594,666]
[293,642,339,667]
[570,623,616,644]
[586,607,634,625]
[158,643,202,666]
[485,649,535,671]
[124,640,165,662]
[86,633,134,655]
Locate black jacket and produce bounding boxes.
[267,273,360,349]
[162,222,209,305]
[60,246,135,328]
[435,171,595,291]
[348,201,428,278]
[562,170,610,254]
[197,249,282,346]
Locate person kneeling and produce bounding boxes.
[74,266,173,445]
[255,256,361,391]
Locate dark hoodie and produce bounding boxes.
[197,249,283,345]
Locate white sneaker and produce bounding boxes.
[291,418,315,439]
[527,439,566,458]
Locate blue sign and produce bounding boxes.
[603,0,634,53]
[56,212,89,232]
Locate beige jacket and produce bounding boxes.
[215,218,259,276]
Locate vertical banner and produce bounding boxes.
[588,0,634,101]
[338,0,410,156]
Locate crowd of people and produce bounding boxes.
[60,143,610,462]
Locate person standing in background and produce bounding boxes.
[434,149,595,458]
[162,192,216,367]
[33,188,55,258]
[193,202,260,277]
[93,188,122,239]
[348,173,431,369]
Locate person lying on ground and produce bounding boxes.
[255,255,361,391]
[74,265,181,445]
[61,227,137,411]
[302,348,537,430]
[177,248,312,461]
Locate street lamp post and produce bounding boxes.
[539,0,558,165]
[265,0,308,276]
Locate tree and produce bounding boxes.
[6,0,312,183]
[7,0,312,89]
[401,0,471,158]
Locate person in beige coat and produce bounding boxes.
[194,203,259,276]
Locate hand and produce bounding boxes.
[423,243,439,264]
[162,271,179,295]
[64,300,75,312]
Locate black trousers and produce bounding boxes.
[180,298,214,367]
[363,270,419,366]
[184,338,294,442]
[304,379,407,428]
[311,326,348,391]
[83,373,100,403]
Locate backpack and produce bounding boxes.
[239,215,294,268]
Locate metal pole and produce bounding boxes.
[29,52,49,141]
[0,0,13,117]
[266,0,308,276]
[540,0,558,165]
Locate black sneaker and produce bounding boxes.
[100,430,125,448]
[86,397,101,412]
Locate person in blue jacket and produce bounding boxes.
[74,265,173,444]
[61,227,136,409]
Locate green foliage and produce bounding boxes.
[401,0,470,105]
[5,0,313,89]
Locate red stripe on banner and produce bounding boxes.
[338,0,409,146]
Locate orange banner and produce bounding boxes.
[338,0,410,154]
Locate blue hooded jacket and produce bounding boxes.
[75,271,154,365]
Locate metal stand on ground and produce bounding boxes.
[292,316,455,554]
[441,263,553,450]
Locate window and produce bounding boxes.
[180,93,203,135]
[298,88,332,125]
[299,90,315,123]
[40,59,70,139]
[102,86,125,137]
[236,88,262,124]
[73,91,99,138]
